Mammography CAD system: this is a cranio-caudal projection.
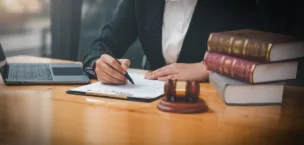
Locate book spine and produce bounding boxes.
[204,51,257,83]
[207,33,273,62]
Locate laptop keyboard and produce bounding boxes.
[8,64,53,81]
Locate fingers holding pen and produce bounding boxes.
[101,54,126,74]
[119,59,131,71]
[95,54,127,85]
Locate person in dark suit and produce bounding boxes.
[83,0,269,85]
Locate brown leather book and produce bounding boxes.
[207,29,304,62]
[204,51,298,83]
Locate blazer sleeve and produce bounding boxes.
[82,0,138,79]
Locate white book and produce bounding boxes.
[209,72,285,105]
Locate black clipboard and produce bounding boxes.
[66,89,163,103]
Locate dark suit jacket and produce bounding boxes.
[83,0,270,78]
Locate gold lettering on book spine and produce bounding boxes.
[245,41,272,62]
[242,39,249,57]
[237,61,249,82]
[266,43,273,62]
[231,39,243,56]
[259,43,268,61]
[249,64,256,83]
[231,59,237,77]
[207,34,213,51]
[246,42,259,60]
[219,56,225,73]
[217,36,229,53]
[236,61,254,83]
[209,34,220,52]
[223,59,232,74]
[228,37,234,54]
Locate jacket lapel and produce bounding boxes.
[145,0,166,69]
[177,0,206,63]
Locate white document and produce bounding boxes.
[68,72,165,99]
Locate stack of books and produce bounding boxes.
[204,29,304,105]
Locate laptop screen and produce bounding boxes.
[0,43,8,80]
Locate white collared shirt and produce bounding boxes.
[162,0,198,64]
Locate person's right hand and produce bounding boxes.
[95,54,131,85]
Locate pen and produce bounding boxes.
[104,45,135,84]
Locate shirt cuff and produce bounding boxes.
[84,59,98,76]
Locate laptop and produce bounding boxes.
[0,43,90,85]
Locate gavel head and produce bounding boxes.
[164,80,200,102]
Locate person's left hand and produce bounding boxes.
[145,62,209,82]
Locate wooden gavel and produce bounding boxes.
[164,80,200,102]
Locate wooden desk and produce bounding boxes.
[0,56,303,145]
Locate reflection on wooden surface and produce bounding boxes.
[1,90,52,145]
[0,56,303,145]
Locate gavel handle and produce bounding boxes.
[175,81,188,97]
